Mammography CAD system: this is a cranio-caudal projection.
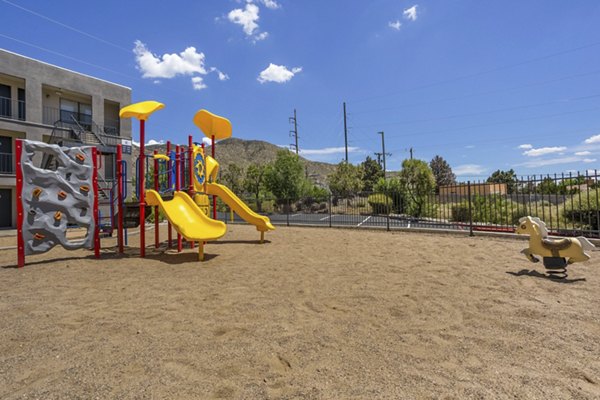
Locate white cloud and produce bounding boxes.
[518,144,532,149]
[517,156,584,168]
[191,76,207,91]
[403,5,418,21]
[454,164,486,176]
[465,145,475,149]
[583,158,597,163]
[522,146,567,157]
[584,134,600,144]
[133,40,207,78]
[258,63,302,83]
[209,67,230,81]
[575,151,592,156]
[253,32,269,42]
[132,139,166,147]
[228,2,269,42]
[202,137,213,146]
[260,0,280,9]
[299,147,360,156]
[388,20,402,30]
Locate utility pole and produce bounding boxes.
[374,152,382,166]
[289,109,299,155]
[378,131,386,179]
[343,102,348,162]
[409,147,413,159]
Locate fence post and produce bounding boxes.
[328,194,332,228]
[286,199,290,227]
[386,189,390,231]
[467,180,474,236]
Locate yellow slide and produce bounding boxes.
[145,190,226,260]
[206,183,275,233]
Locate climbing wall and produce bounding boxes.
[19,140,96,255]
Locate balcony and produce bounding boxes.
[0,96,25,121]
[0,152,14,174]
[42,106,121,137]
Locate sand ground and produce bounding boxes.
[0,224,599,399]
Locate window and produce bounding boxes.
[17,88,25,120]
[60,99,92,128]
[0,84,11,118]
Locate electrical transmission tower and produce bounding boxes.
[289,109,299,155]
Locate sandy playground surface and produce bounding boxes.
[0,224,599,399]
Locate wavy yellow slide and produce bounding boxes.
[145,190,226,260]
[206,183,275,233]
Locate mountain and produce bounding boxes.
[132,138,337,186]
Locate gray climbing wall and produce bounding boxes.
[20,140,96,255]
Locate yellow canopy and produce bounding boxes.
[119,100,165,120]
[193,109,232,140]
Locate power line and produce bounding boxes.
[386,126,600,153]
[2,0,130,52]
[350,68,600,115]
[0,33,133,78]
[350,40,600,104]
[352,93,600,129]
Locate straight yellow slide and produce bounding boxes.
[145,190,226,242]
[206,183,275,232]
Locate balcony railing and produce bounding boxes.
[0,96,26,121]
[0,152,14,174]
[43,106,121,137]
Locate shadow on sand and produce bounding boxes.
[506,269,586,283]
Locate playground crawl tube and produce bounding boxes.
[205,182,275,232]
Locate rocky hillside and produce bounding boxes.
[133,138,336,186]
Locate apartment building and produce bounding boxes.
[0,49,132,228]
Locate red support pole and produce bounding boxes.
[139,119,146,258]
[166,141,172,249]
[211,135,217,220]
[188,135,194,249]
[175,145,182,252]
[92,147,100,259]
[16,139,24,268]
[116,144,124,253]
[153,149,159,249]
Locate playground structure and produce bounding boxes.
[15,101,274,266]
[516,216,595,278]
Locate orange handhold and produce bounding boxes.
[54,211,62,221]
[32,188,43,198]
[58,191,67,200]
[76,153,85,162]
[80,185,90,193]
[33,233,45,240]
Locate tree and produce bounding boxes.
[243,163,268,212]
[361,156,384,192]
[264,150,305,207]
[487,169,517,194]
[537,177,558,194]
[398,159,436,217]
[221,163,245,194]
[429,155,456,193]
[328,161,363,198]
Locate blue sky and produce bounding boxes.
[2,0,600,179]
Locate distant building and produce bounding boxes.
[439,182,507,197]
[0,49,132,228]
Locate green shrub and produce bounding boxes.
[368,193,392,214]
[563,190,599,230]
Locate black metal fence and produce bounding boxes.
[213,170,600,238]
